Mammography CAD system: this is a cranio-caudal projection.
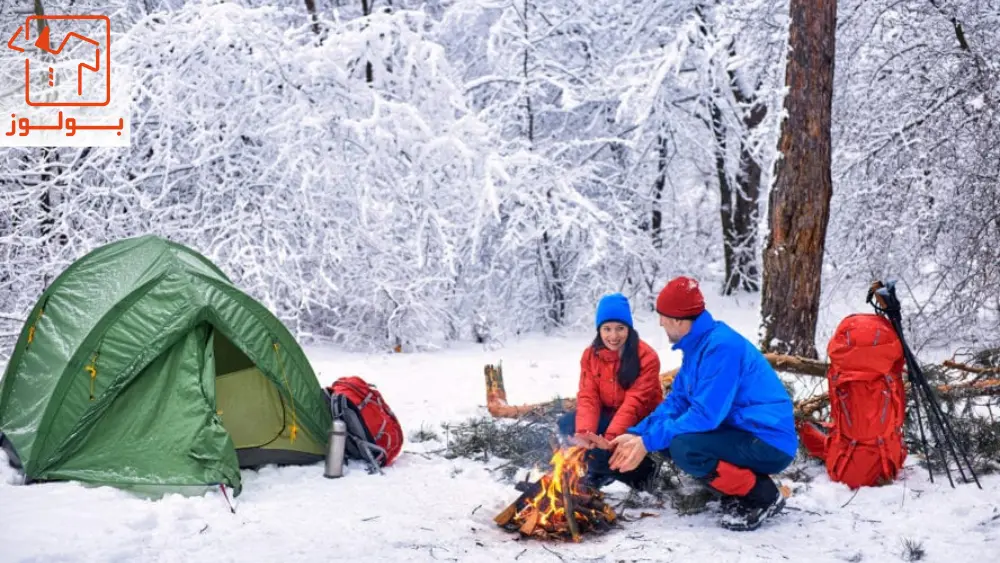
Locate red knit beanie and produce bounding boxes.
[656,276,706,318]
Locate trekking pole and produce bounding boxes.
[902,343,957,487]
[877,287,976,488]
[881,288,981,489]
[907,374,935,484]
[866,281,982,489]
[866,282,940,484]
[905,350,980,487]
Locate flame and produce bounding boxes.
[525,446,586,526]
[505,446,617,541]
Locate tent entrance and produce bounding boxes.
[212,331,325,468]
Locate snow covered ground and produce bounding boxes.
[2,291,998,563]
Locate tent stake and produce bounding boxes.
[219,484,236,514]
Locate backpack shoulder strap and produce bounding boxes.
[329,394,386,475]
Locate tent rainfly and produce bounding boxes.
[0,235,332,496]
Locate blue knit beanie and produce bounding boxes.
[595,293,633,329]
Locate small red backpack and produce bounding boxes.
[799,314,908,488]
[326,376,404,472]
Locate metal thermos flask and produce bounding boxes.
[324,419,347,478]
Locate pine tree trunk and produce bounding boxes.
[759,0,837,359]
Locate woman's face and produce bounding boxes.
[599,322,629,352]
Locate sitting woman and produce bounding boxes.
[559,293,663,490]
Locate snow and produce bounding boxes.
[2,293,999,563]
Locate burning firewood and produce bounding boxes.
[494,446,619,542]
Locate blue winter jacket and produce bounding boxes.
[628,310,798,457]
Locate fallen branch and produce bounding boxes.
[483,361,1000,422]
[934,378,1000,399]
[796,378,1000,419]
[484,363,678,419]
[943,360,1000,376]
[764,353,829,377]
[541,545,566,561]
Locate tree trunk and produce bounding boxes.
[651,133,667,251]
[759,0,837,359]
[728,97,766,294]
[519,0,562,326]
[699,5,763,296]
[711,101,737,289]
[713,91,765,296]
[361,0,373,82]
[304,0,321,35]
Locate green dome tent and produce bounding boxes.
[0,235,332,497]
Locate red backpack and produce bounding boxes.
[798,314,908,488]
[326,376,404,473]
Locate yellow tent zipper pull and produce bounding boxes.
[85,351,99,401]
[27,307,44,345]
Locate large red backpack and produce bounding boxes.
[326,376,404,473]
[799,314,908,488]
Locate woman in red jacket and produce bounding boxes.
[558,293,664,490]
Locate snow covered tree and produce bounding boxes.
[826,0,1000,351]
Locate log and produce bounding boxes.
[795,377,1000,420]
[764,353,829,377]
[484,360,1000,422]
[933,378,1000,399]
[484,364,679,419]
[561,469,580,542]
[942,360,1000,376]
[494,502,517,527]
[518,508,539,536]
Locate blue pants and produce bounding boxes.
[557,409,656,487]
[667,428,794,479]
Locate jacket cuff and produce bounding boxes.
[604,426,625,441]
[640,431,667,453]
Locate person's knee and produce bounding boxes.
[668,433,715,478]
[557,411,576,436]
[668,433,699,462]
[765,452,795,475]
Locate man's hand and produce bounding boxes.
[609,433,647,472]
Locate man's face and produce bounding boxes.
[659,315,690,343]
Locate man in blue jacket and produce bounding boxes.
[609,276,797,532]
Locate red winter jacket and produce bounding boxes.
[575,340,663,440]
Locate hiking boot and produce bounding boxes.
[718,494,740,512]
[717,474,785,532]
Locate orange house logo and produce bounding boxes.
[3,14,128,147]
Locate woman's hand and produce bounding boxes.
[583,432,613,450]
[571,432,596,449]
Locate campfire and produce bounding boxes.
[494,446,618,542]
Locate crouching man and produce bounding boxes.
[609,276,798,532]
